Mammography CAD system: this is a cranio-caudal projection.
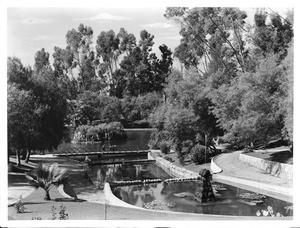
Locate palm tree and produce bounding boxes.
[25,163,68,200]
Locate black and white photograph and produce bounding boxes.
[1,0,298,227]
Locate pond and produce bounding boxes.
[112,180,293,217]
[89,162,172,185]
[56,128,293,217]
[56,129,154,152]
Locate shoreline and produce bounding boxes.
[8,148,293,220]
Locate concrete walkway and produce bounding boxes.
[214,150,293,202]
[8,151,293,220]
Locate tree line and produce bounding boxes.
[8,7,293,166]
[149,7,293,163]
[7,25,173,165]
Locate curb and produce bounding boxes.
[210,154,223,174]
[213,152,293,203]
[213,174,293,203]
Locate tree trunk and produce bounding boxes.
[21,149,26,160]
[25,150,31,163]
[16,149,21,167]
[204,134,208,164]
[44,189,51,200]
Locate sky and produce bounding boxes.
[7,7,182,66]
[7,7,291,68]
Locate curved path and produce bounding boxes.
[213,151,293,202]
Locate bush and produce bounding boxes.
[73,122,127,142]
[164,155,174,162]
[148,130,171,149]
[14,196,26,213]
[191,144,206,164]
[181,140,194,155]
[178,155,185,166]
[160,141,170,154]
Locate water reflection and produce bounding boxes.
[90,162,172,184]
[113,181,293,216]
[57,129,153,153]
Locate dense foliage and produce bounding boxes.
[73,122,127,142]
[8,8,293,166]
[8,23,172,164]
[148,7,293,164]
[8,56,68,165]
[25,163,69,200]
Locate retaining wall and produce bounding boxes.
[154,156,198,178]
[104,183,141,209]
[239,153,293,181]
[210,155,223,174]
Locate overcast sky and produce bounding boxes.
[7,7,291,67]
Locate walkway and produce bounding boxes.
[8,185,287,220]
[8,151,293,220]
[214,150,293,202]
[8,155,104,206]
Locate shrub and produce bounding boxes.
[191,144,206,164]
[148,130,171,149]
[181,140,194,155]
[73,122,127,142]
[14,195,26,213]
[51,205,68,220]
[59,205,69,220]
[178,155,185,166]
[164,155,174,162]
[25,163,68,200]
[160,141,170,154]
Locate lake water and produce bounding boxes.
[113,180,293,217]
[56,129,292,217]
[90,162,172,185]
[56,129,154,153]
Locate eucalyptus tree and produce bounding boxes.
[251,10,293,60]
[96,29,120,91]
[65,23,97,92]
[165,7,249,77]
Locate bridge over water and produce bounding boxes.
[53,147,150,158]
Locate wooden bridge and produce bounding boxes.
[54,149,150,157]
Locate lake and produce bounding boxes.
[56,129,154,153]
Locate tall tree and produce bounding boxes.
[7,57,32,90]
[251,9,293,60]
[114,31,173,97]
[65,23,96,92]
[117,27,137,56]
[165,7,293,149]
[165,7,249,77]
[96,29,120,90]
[8,84,35,165]
[34,48,50,73]
[278,42,293,144]
[8,56,68,163]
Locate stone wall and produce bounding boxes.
[154,156,198,178]
[239,153,293,181]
